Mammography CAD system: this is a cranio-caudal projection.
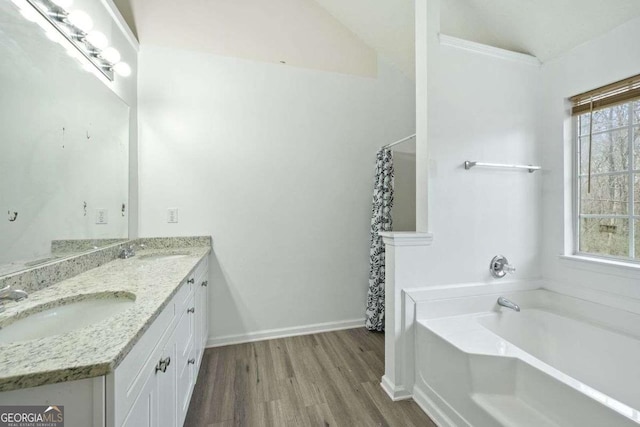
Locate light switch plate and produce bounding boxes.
[167,208,179,223]
[96,209,108,224]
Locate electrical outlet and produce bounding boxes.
[167,208,179,223]
[96,209,108,224]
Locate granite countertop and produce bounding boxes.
[0,245,211,392]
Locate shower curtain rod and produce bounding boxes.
[383,133,416,149]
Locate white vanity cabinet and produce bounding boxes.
[0,256,210,427]
[110,257,209,427]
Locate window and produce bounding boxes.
[572,75,640,260]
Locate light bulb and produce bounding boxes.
[51,0,73,8]
[113,62,131,77]
[85,31,108,49]
[67,10,93,32]
[101,47,121,63]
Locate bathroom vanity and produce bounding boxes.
[0,238,211,427]
[0,3,210,425]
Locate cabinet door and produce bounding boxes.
[176,294,196,425]
[193,259,209,365]
[196,271,209,365]
[194,280,205,367]
[157,329,178,427]
[177,344,196,426]
[121,369,157,427]
[201,276,209,353]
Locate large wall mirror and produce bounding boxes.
[0,2,129,275]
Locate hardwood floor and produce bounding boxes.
[185,328,436,427]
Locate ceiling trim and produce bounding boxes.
[439,34,540,66]
[101,0,140,51]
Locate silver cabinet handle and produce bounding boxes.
[201,281,208,287]
[187,278,195,284]
[187,307,195,314]
[155,356,170,373]
[188,358,195,365]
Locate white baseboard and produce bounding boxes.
[380,375,412,401]
[206,318,364,348]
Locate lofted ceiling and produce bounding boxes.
[440,0,640,61]
[315,0,640,73]
[112,0,378,77]
[311,0,415,78]
[114,0,640,77]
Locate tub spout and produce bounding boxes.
[497,296,520,312]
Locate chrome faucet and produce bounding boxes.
[119,244,136,259]
[119,243,145,259]
[497,296,520,312]
[0,285,28,313]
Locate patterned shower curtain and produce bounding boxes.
[365,148,394,332]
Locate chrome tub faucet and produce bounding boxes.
[490,255,516,278]
[497,296,520,312]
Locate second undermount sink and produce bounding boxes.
[138,252,189,261]
[0,294,135,344]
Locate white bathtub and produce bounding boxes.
[413,288,640,427]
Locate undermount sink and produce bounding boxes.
[24,257,58,267]
[138,253,189,261]
[0,294,135,344]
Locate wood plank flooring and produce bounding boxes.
[185,328,436,427]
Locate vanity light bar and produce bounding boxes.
[14,0,131,81]
[18,0,113,80]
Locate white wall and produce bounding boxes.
[137,45,415,342]
[412,0,543,286]
[424,46,542,284]
[540,17,640,300]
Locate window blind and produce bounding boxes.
[570,74,640,115]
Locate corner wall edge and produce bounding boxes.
[380,232,434,247]
[438,34,540,66]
